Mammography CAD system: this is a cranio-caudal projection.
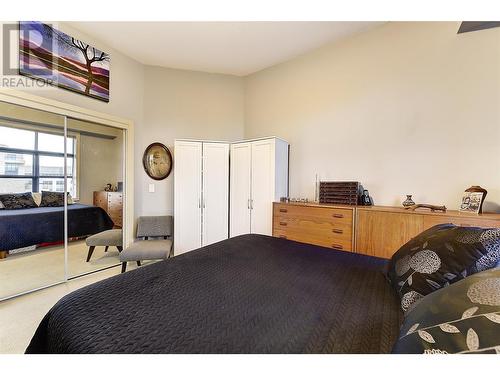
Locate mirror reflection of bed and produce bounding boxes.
[0,102,127,300]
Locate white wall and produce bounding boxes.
[2,21,499,215]
[244,22,500,211]
[79,132,123,205]
[0,22,245,217]
[140,66,245,216]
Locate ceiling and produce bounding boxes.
[69,22,384,76]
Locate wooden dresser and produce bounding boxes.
[93,191,123,228]
[355,206,500,259]
[273,202,355,251]
[272,202,500,259]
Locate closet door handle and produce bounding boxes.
[332,229,343,234]
[198,198,201,208]
[247,199,251,210]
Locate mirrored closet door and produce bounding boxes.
[0,102,66,299]
[0,101,125,300]
[66,118,124,278]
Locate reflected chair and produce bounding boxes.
[85,229,123,262]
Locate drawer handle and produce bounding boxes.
[332,244,343,250]
[279,235,287,239]
[332,229,343,234]
[279,208,288,213]
[279,222,287,226]
[332,214,344,219]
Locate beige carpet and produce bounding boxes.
[0,267,121,354]
[0,240,123,299]
[0,241,157,353]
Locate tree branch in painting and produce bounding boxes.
[47,24,109,95]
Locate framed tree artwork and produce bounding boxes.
[19,21,110,102]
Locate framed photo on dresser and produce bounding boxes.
[459,191,483,213]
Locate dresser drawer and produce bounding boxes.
[108,194,123,205]
[274,203,352,224]
[274,217,352,241]
[273,228,352,251]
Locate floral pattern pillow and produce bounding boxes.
[392,268,500,354]
[387,224,500,312]
[39,191,67,207]
[0,192,38,209]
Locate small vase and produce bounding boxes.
[402,195,415,207]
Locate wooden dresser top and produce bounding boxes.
[274,201,356,211]
[356,205,500,220]
[274,202,500,221]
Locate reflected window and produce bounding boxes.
[0,125,78,197]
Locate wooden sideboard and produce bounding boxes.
[355,206,500,259]
[273,202,355,251]
[93,191,123,228]
[272,202,500,259]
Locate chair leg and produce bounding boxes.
[116,246,123,252]
[121,262,127,273]
[86,246,95,262]
[104,246,109,252]
[136,261,141,267]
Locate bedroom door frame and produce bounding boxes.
[0,89,134,297]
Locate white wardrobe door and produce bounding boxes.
[174,141,202,255]
[229,142,252,237]
[250,139,275,236]
[202,142,229,246]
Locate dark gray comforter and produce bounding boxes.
[26,234,403,354]
[0,204,114,252]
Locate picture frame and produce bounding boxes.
[459,191,484,214]
[19,21,110,102]
[142,143,173,181]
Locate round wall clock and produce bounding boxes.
[142,142,173,180]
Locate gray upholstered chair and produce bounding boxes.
[85,229,123,262]
[119,216,173,273]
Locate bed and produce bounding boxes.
[26,234,403,354]
[0,204,115,256]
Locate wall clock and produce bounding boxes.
[142,143,173,180]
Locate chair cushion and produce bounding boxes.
[120,239,172,261]
[85,229,123,247]
[137,216,173,238]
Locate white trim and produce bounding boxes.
[175,138,230,144]
[176,136,288,145]
[230,136,288,144]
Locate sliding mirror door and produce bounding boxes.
[66,118,124,278]
[0,102,66,299]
